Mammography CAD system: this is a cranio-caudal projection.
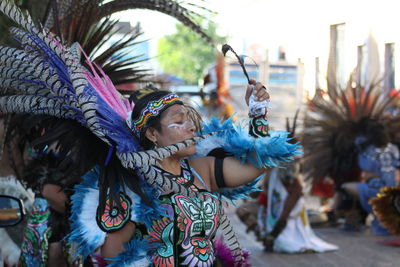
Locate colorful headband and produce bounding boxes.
[131,93,182,135]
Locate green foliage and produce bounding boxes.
[157,20,225,84]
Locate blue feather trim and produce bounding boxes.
[196,116,302,168]
[68,166,106,258]
[131,177,169,228]
[108,236,159,267]
[68,167,167,258]
[218,175,263,205]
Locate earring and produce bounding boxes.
[153,141,159,148]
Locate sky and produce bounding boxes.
[112,0,400,94]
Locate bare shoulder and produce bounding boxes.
[189,156,213,168]
[188,157,215,190]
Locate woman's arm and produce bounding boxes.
[190,157,265,191]
[101,221,136,261]
[221,157,265,187]
[41,183,68,214]
[191,155,267,191]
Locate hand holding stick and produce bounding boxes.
[221,44,270,137]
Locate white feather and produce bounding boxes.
[0,229,20,267]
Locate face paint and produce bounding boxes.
[166,120,195,131]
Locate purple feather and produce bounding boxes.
[214,236,252,267]
[80,46,132,119]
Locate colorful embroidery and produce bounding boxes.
[173,193,220,266]
[144,163,221,266]
[148,217,175,266]
[97,192,131,232]
[132,93,181,135]
[19,198,52,267]
[181,236,214,266]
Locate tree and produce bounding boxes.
[157,20,225,84]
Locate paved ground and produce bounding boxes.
[228,210,400,267]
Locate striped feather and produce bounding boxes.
[119,134,213,167]
[0,95,74,118]
[0,78,47,96]
[219,213,245,264]
[0,1,37,34]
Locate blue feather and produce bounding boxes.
[132,177,169,228]
[196,116,302,168]
[67,167,105,258]
[108,236,159,267]
[218,175,263,205]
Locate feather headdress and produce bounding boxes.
[0,3,300,266]
[302,75,400,184]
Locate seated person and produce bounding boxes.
[341,122,400,235]
[259,162,338,253]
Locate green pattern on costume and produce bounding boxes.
[19,198,52,267]
[158,222,174,257]
[143,160,222,266]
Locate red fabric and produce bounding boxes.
[258,191,267,206]
[377,239,400,246]
[311,177,334,198]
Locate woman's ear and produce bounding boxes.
[145,127,158,143]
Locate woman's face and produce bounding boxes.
[150,104,196,156]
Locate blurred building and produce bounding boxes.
[225,48,304,130]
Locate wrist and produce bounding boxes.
[249,116,270,138]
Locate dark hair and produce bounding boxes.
[359,118,389,149]
[368,123,389,148]
[131,90,177,149]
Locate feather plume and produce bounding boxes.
[196,117,301,168]
[370,186,400,235]
[218,175,262,204]
[303,74,400,183]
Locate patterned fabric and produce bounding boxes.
[356,143,400,235]
[357,143,400,210]
[97,192,132,232]
[153,159,200,192]
[249,117,270,138]
[138,160,222,266]
[19,198,52,267]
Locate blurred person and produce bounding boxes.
[258,113,338,253]
[259,162,338,253]
[341,120,400,235]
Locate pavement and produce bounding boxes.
[227,209,400,267]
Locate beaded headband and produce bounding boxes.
[130,93,182,136]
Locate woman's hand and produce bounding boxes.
[245,79,270,106]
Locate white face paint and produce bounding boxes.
[166,120,195,131]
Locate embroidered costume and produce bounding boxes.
[0,2,300,266]
[355,138,400,235]
[303,66,400,233]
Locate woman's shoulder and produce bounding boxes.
[188,156,214,168]
[188,157,214,189]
